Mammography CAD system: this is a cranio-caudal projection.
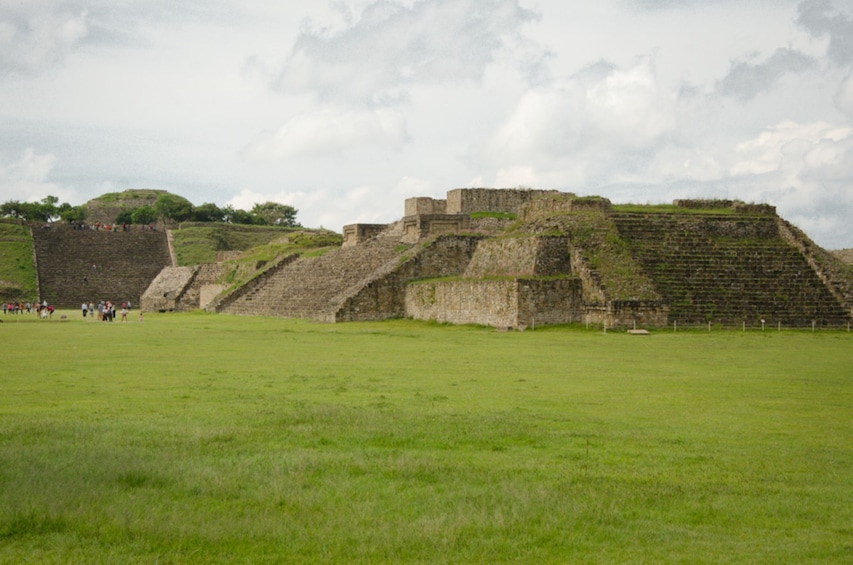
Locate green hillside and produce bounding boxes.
[170,224,342,267]
[0,222,37,302]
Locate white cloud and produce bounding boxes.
[273,0,540,104]
[731,120,850,177]
[0,8,88,74]
[492,166,540,188]
[481,57,680,184]
[240,108,409,161]
[797,0,853,66]
[834,72,853,116]
[0,148,74,203]
[716,48,818,101]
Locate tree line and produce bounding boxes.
[0,195,300,227]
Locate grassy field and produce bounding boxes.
[1,312,851,563]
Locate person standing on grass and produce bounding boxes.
[82,302,88,318]
[88,302,94,319]
[120,305,128,322]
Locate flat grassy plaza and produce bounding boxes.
[1,312,851,563]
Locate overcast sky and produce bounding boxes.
[1,0,852,248]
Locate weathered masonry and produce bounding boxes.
[179,188,852,329]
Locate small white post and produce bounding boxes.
[778,321,781,332]
[812,320,816,332]
[708,321,711,332]
[761,319,765,331]
[673,320,677,333]
[743,321,746,332]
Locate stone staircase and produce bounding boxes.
[32,225,172,308]
[610,213,850,326]
[215,238,408,321]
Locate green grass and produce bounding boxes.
[611,204,738,215]
[1,312,851,563]
[0,223,37,302]
[470,211,517,220]
[91,189,166,203]
[171,225,341,266]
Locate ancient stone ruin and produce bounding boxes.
[31,224,172,309]
[145,188,852,330]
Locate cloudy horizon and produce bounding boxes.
[2,0,852,248]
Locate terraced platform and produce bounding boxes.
[32,226,171,308]
[610,213,850,326]
[215,238,408,321]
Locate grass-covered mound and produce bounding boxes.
[213,228,343,289]
[84,189,173,225]
[0,222,37,302]
[171,224,342,267]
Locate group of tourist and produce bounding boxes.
[4,301,33,315]
[70,222,156,232]
[3,300,55,318]
[82,300,133,322]
[2,299,139,321]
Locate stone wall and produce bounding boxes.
[405,277,583,328]
[406,279,518,327]
[583,300,670,329]
[517,278,584,326]
[673,199,776,215]
[141,262,228,312]
[179,263,227,310]
[141,266,195,311]
[611,213,851,326]
[400,214,471,244]
[463,236,570,278]
[32,225,172,308]
[519,194,610,221]
[342,224,388,247]
[200,284,227,309]
[404,197,447,216]
[446,188,559,215]
[334,235,482,321]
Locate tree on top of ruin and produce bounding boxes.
[250,201,300,227]
[154,194,193,224]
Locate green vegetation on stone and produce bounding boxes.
[216,229,342,289]
[470,211,517,220]
[0,313,850,563]
[169,225,302,266]
[611,204,738,215]
[91,189,167,203]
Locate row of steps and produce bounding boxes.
[218,238,407,320]
[32,226,172,308]
[610,213,850,325]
